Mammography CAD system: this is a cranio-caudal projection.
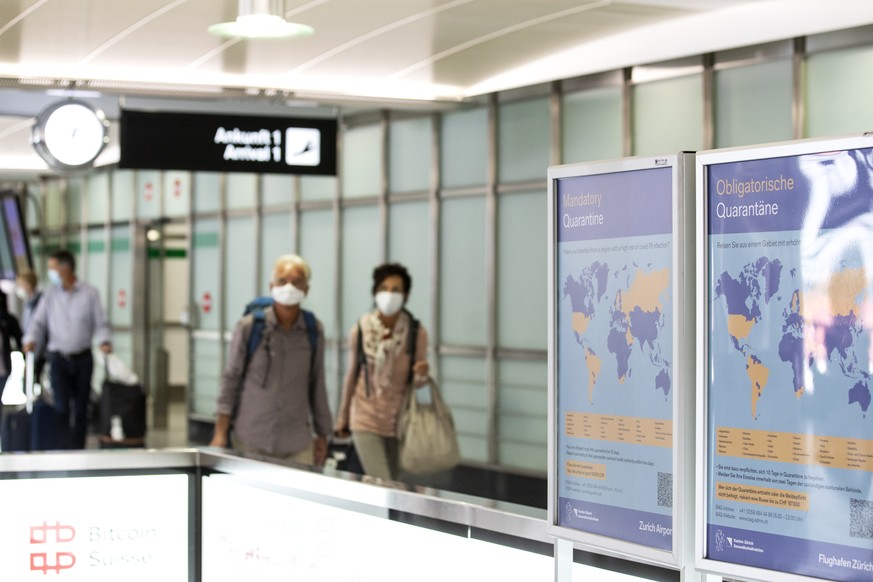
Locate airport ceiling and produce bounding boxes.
[0,0,870,177]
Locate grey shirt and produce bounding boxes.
[216,307,332,457]
[23,280,111,354]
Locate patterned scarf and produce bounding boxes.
[363,310,409,396]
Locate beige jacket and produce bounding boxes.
[337,311,428,438]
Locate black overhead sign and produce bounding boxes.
[119,109,337,176]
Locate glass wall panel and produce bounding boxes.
[86,172,110,225]
[192,219,221,331]
[440,196,486,346]
[262,174,294,207]
[136,170,162,221]
[261,212,293,288]
[497,359,547,472]
[86,227,108,308]
[498,98,550,184]
[299,208,337,338]
[388,200,431,334]
[26,183,40,231]
[191,336,223,417]
[66,178,83,226]
[440,354,488,463]
[497,191,547,350]
[300,175,336,202]
[111,170,135,223]
[163,170,191,218]
[194,172,222,214]
[226,173,257,210]
[715,60,793,148]
[441,107,488,189]
[340,205,380,334]
[562,86,623,163]
[224,216,256,319]
[807,45,873,137]
[632,74,703,156]
[341,124,382,198]
[389,117,431,193]
[43,181,63,229]
[109,225,133,327]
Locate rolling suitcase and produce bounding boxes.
[0,352,67,451]
[99,359,146,448]
[1,352,34,451]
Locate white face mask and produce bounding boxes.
[271,283,306,306]
[14,286,27,300]
[375,291,404,316]
[47,269,62,286]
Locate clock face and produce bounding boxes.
[33,101,108,171]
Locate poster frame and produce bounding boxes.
[695,133,873,582]
[547,153,695,570]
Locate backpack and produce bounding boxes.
[355,309,419,397]
[241,297,319,399]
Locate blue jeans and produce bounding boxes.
[50,351,93,449]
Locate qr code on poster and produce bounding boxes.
[657,472,672,508]
[850,498,873,539]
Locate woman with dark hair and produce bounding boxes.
[334,263,429,481]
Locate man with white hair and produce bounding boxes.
[210,254,331,465]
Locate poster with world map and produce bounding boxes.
[554,163,676,551]
[705,143,873,580]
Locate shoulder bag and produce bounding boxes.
[396,377,460,475]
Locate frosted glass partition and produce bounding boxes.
[341,205,380,334]
[714,59,793,148]
[562,86,623,163]
[226,173,257,210]
[439,354,488,463]
[43,181,63,229]
[262,174,294,207]
[499,98,550,184]
[440,196,486,346]
[191,336,223,417]
[194,172,221,213]
[136,169,162,220]
[66,178,83,226]
[323,344,339,416]
[632,74,703,156]
[163,170,191,217]
[341,124,382,198]
[192,219,221,331]
[806,45,873,137]
[111,170,135,222]
[300,175,336,201]
[86,172,110,225]
[497,191,547,350]
[388,200,431,333]
[497,359,547,472]
[261,212,293,286]
[223,216,256,317]
[109,225,133,327]
[441,107,488,189]
[389,117,431,193]
[86,227,108,305]
[299,208,337,338]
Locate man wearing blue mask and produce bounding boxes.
[210,254,331,466]
[23,249,111,449]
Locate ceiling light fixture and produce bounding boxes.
[208,0,314,40]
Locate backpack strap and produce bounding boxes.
[301,309,318,404]
[404,309,419,384]
[356,321,371,397]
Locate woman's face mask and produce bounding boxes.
[375,291,404,316]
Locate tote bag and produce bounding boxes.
[396,377,460,475]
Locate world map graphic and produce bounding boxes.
[713,256,873,418]
[563,261,671,403]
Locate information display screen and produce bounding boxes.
[553,164,675,550]
[703,143,873,580]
